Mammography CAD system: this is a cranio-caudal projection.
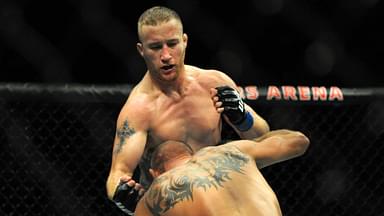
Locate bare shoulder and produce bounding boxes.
[143,147,251,215]
[142,169,194,215]
[219,140,257,155]
[117,84,155,130]
[186,65,237,89]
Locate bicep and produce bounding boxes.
[111,130,147,174]
[110,108,148,174]
[111,100,150,173]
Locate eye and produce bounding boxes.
[167,40,179,48]
[149,44,162,50]
[167,42,177,47]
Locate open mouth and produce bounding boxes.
[161,65,174,70]
[160,65,175,73]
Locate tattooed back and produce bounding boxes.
[135,145,282,216]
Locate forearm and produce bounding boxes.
[258,129,310,160]
[237,107,269,139]
[250,129,310,168]
[252,129,297,142]
[106,156,138,200]
[106,175,116,200]
[106,170,134,200]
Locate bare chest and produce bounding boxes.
[148,85,221,150]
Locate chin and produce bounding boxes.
[162,72,179,82]
[162,76,178,83]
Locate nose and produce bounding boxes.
[160,46,172,62]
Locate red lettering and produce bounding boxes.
[312,87,328,101]
[244,86,259,100]
[329,86,344,101]
[267,86,281,100]
[298,86,311,101]
[282,86,298,100]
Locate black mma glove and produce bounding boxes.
[112,180,142,215]
[215,85,254,132]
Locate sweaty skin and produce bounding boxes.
[110,65,241,190]
[145,146,281,216]
[106,14,269,200]
[134,130,310,216]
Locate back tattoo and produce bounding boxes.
[144,146,250,215]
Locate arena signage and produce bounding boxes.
[238,86,344,101]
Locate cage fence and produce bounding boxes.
[1,84,383,216]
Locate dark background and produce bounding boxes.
[1,0,383,87]
[1,1,384,215]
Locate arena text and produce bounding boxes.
[237,86,344,101]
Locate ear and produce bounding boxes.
[136,42,144,57]
[183,33,188,48]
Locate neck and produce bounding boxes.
[148,66,188,95]
[164,154,191,171]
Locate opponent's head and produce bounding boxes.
[136,6,188,84]
[149,140,193,178]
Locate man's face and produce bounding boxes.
[137,19,188,83]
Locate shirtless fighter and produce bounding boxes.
[134,129,310,216]
[106,6,269,214]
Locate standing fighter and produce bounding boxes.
[134,129,310,216]
[106,6,269,214]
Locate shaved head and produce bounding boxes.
[150,140,193,173]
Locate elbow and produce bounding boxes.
[256,119,270,136]
[294,132,310,156]
[259,118,270,134]
[261,120,270,135]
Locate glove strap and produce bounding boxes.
[114,202,135,215]
[112,182,138,215]
[234,111,254,132]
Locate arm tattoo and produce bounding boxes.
[144,146,249,215]
[113,119,135,154]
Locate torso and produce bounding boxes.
[147,72,221,151]
[142,145,282,216]
[129,65,227,186]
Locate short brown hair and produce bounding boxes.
[137,6,183,39]
[150,140,193,173]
